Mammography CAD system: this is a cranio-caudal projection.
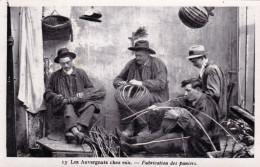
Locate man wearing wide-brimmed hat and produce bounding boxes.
[44,48,100,145]
[187,45,227,123]
[113,40,169,137]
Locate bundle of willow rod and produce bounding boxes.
[114,85,151,123]
[81,124,128,157]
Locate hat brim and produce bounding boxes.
[82,13,102,19]
[54,52,76,63]
[186,53,207,59]
[79,16,102,22]
[128,47,156,54]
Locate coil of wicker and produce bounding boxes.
[114,85,151,111]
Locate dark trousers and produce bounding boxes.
[63,104,95,132]
[118,104,149,134]
[134,129,187,154]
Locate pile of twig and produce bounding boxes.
[220,118,254,158]
[82,125,128,157]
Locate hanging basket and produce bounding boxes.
[42,15,73,42]
[178,7,210,29]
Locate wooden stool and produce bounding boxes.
[37,137,94,157]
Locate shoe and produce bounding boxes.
[81,143,92,153]
[137,126,151,137]
[65,132,77,144]
[115,128,137,144]
[121,122,134,137]
[74,132,85,144]
[122,129,133,137]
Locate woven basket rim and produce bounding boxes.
[42,15,71,29]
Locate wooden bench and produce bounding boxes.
[37,137,94,157]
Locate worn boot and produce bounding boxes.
[137,126,151,137]
[65,132,77,144]
[115,128,137,144]
[74,132,85,144]
[121,122,134,137]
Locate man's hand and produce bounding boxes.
[56,94,65,104]
[129,79,142,86]
[148,105,159,111]
[62,98,69,104]
[164,109,181,120]
[118,81,127,86]
[76,92,84,99]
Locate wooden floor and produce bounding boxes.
[36,136,242,157]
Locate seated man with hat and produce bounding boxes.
[44,48,100,144]
[187,45,227,123]
[113,40,169,137]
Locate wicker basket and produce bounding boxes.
[178,7,209,29]
[42,15,73,42]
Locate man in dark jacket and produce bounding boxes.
[117,78,221,157]
[187,45,227,123]
[44,48,99,144]
[113,40,169,137]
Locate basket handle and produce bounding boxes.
[50,9,60,16]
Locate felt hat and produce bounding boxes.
[79,8,102,22]
[128,40,156,54]
[54,48,76,63]
[187,45,207,59]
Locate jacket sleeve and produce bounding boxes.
[43,73,64,107]
[142,59,168,91]
[113,60,132,89]
[80,69,94,89]
[204,67,221,101]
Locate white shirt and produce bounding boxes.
[63,68,73,75]
[199,58,208,78]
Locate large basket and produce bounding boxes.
[178,7,209,29]
[42,15,73,42]
[114,85,151,111]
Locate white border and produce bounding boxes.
[0,0,259,167]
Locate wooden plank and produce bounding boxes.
[37,137,91,153]
[238,7,247,108]
[52,152,93,157]
[7,6,17,157]
[230,106,255,123]
[28,112,45,149]
[245,7,255,114]
[227,7,238,108]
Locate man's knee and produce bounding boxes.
[64,104,76,117]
